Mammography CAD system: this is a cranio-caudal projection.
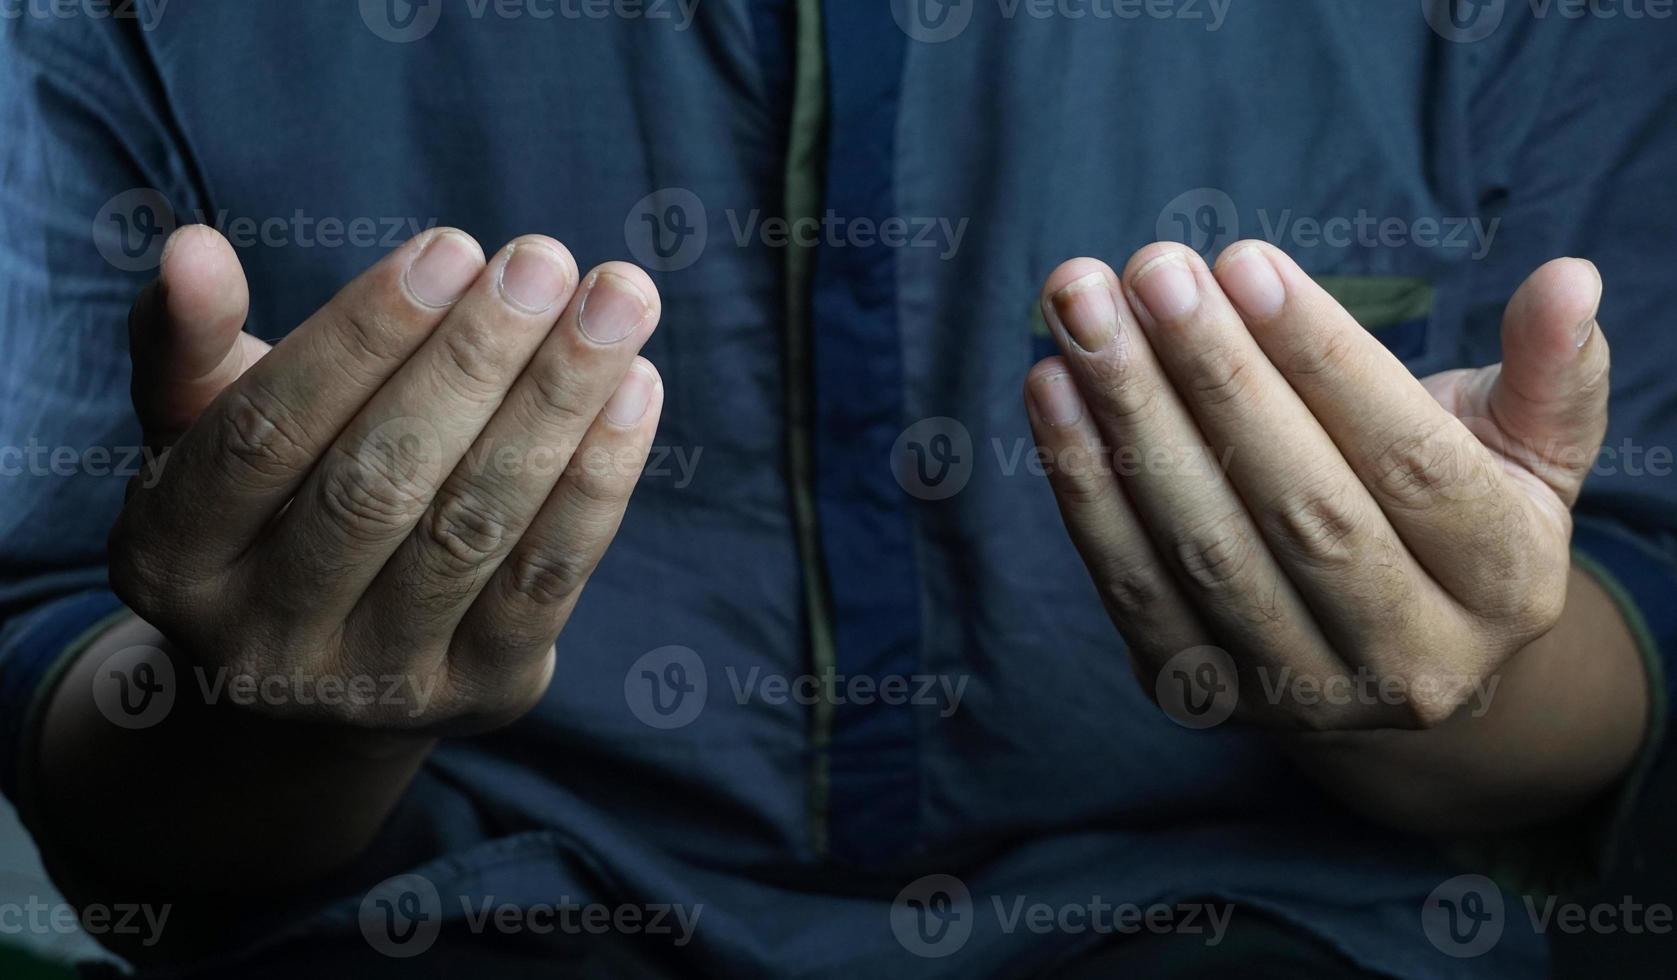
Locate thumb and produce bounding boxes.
[1486,256,1610,507]
[128,224,269,449]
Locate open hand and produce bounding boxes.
[1026,241,1608,730]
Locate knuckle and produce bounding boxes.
[1285,327,1358,379]
[1478,561,1566,640]
[1052,463,1117,508]
[1523,574,1569,634]
[1086,362,1162,427]
[1173,511,1258,594]
[329,303,412,367]
[564,451,637,505]
[318,445,428,541]
[1092,555,1169,614]
[1400,680,1471,731]
[503,547,592,607]
[436,326,511,399]
[522,358,594,430]
[435,654,554,731]
[1183,345,1258,408]
[1267,477,1364,568]
[1454,509,1558,626]
[1368,419,1471,509]
[214,384,311,486]
[419,487,515,572]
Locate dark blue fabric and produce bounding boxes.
[811,1,921,867]
[3,3,1676,977]
[1376,317,1429,363]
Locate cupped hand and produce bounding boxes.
[1026,241,1608,730]
[111,225,664,734]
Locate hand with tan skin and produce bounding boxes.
[1026,241,1647,833]
[35,224,665,954]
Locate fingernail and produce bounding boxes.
[1575,316,1596,349]
[579,272,650,345]
[1047,272,1118,353]
[1129,251,1201,326]
[1032,372,1084,427]
[158,225,190,271]
[499,244,571,314]
[407,232,483,308]
[604,365,656,426]
[1218,245,1286,319]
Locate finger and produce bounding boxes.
[131,228,485,566]
[346,264,659,663]
[1482,257,1609,507]
[127,225,266,449]
[1116,243,1468,686]
[260,236,581,637]
[1042,258,1352,713]
[1214,240,1533,609]
[456,358,664,689]
[1024,356,1212,671]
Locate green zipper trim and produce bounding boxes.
[782,0,834,861]
[1314,275,1434,331]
